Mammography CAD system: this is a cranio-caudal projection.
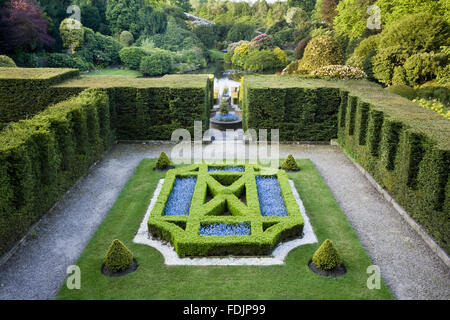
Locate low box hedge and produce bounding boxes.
[148,164,304,257]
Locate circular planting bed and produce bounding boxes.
[101,258,139,277]
[308,260,347,278]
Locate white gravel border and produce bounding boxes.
[133,179,317,265]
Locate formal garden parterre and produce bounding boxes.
[56,159,393,299]
[0,67,448,300]
[147,164,304,257]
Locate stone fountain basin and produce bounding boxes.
[210,117,242,130]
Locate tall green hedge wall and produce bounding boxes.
[0,68,81,126]
[0,89,114,256]
[241,75,449,253]
[53,74,214,140]
[108,86,210,140]
[338,90,450,253]
[241,76,341,141]
[0,70,213,257]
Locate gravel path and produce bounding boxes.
[0,142,448,300]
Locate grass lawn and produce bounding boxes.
[56,159,393,300]
[208,49,225,62]
[86,68,143,77]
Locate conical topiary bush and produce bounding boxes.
[281,155,300,171]
[104,239,133,273]
[312,239,342,271]
[156,152,171,170]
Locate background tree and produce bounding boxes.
[190,0,207,12]
[285,7,310,30]
[253,0,269,21]
[333,0,375,40]
[37,0,72,51]
[140,7,168,36]
[0,0,54,54]
[287,0,316,13]
[267,1,288,26]
[193,24,219,49]
[226,23,255,42]
[80,3,101,31]
[105,0,143,36]
[320,0,339,26]
[375,0,449,26]
[169,0,192,12]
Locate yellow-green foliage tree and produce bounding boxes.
[104,239,133,272]
[119,30,134,47]
[312,239,342,270]
[297,35,344,73]
[0,55,17,67]
[59,18,84,53]
[273,47,287,65]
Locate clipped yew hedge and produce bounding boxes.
[0,68,81,126]
[241,76,341,141]
[338,89,450,253]
[0,70,214,257]
[242,75,450,253]
[55,74,214,140]
[0,88,113,256]
[111,87,209,140]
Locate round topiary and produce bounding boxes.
[312,239,342,271]
[346,34,379,79]
[156,152,171,170]
[243,49,283,72]
[140,51,172,76]
[403,52,447,87]
[0,55,17,67]
[119,47,147,70]
[297,35,344,73]
[377,13,450,54]
[372,46,412,86]
[119,30,134,47]
[281,155,300,171]
[104,239,133,273]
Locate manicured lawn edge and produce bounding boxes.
[56,159,393,300]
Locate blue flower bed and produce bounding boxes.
[214,113,239,122]
[163,177,197,216]
[255,176,288,217]
[208,166,245,172]
[199,223,251,236]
